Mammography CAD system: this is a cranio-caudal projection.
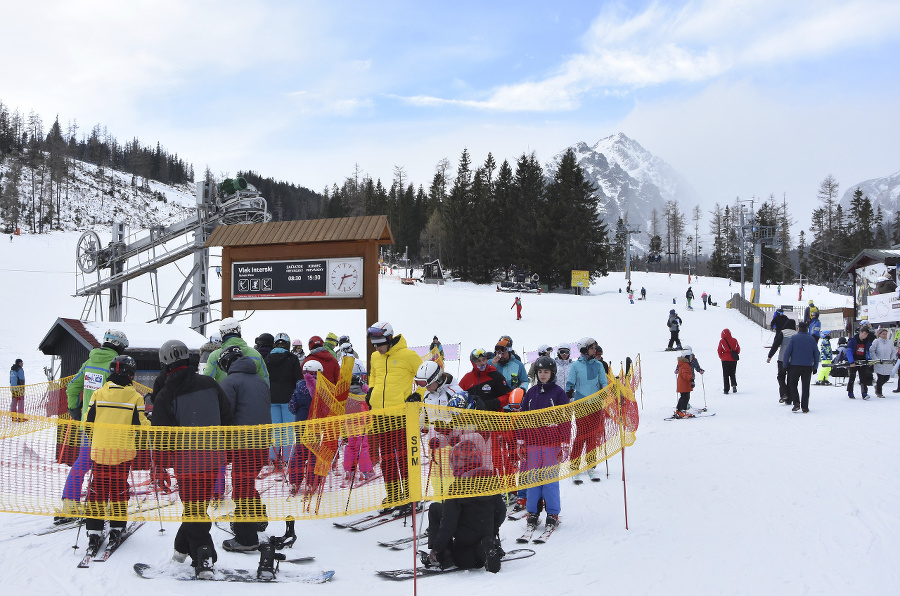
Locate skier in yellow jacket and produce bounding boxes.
[83,355,150,553]
[366,321,422,514]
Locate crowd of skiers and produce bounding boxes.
[50,317,622,578]
[54,319,378,578]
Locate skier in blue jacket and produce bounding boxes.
[565,337,608,483]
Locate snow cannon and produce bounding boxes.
[218,177,249,196]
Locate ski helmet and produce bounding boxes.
[159,339,190,366]
[415,361,443,388]
[219,317,241,337]
[577,337,598,354]
[217,346,244,373]
[108,355,137,380]
[274,332,291,349]
[351,360,367,385]
[822,331,831,339]
[338,335,350,345]
[367,321,394,346]
[470,348,488,363]
[495,335,513,352]
[447,395,468,409]
[506,387,525,411]
[303,359,324,374]
[338,341,355,355]
[533,355,557,384]
[682,346,693,357]
[209,332,222,346]
[537,344,553,356]
[291,339,303,347]
[103,329,129,350]
[309,336,325,350]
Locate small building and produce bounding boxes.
[422,259,446,285]
[38,318,206,387]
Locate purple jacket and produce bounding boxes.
[519,382,570,445]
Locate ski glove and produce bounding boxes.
[68,408,81,421]
[405,392,422,403]
[365,386,373,407]
[566,389,574,400]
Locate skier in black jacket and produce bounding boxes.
[265,333,304,467]
[152,339,234,579]
[425,439,506,573]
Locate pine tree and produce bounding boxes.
[443,149,473,278]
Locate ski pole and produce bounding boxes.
[148,434,166,533]
[701,371,707,409]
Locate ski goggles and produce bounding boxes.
[367,326,389,345]
[493,345,507,353]
[557,348,570,357]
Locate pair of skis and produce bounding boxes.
[77,521,145,568]
[516,520,557,544]
[333,502,426,532]
[377,532,427,550]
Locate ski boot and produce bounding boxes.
[86,531,104,556]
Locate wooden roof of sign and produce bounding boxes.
[204,215,394,248]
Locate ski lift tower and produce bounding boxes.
[74,177,271,334]
[618,221,641,282]
[737,200,778,303]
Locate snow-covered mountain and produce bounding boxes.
[0,156,196,233]
[547,132,700,231]
[839,168,900,216]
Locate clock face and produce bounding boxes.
[329,260,361,295]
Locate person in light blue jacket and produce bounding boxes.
[491,335,529,391]
[9,359,25,421]
[565,337,609,483]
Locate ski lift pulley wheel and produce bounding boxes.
[76,230,102,273]
[531,273,540,282]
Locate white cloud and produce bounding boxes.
[400,0,900,112]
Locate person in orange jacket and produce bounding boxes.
[674,348,695,418]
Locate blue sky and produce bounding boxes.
[2,0,899,221]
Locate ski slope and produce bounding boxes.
[3,230,897,595]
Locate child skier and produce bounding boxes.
[413,360,466,498]
[287,360,321,495]
[674,348,696,418]
[83,356,149,553]
[815,332,833,385]
[520,356,569,532]
[342,360,374,487]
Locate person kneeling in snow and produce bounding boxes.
[424,439,506,573]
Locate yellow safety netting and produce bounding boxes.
[0,356,640,523]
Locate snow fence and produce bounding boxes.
[0,355,640,523]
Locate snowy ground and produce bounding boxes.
[2,231,896,595]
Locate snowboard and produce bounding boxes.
[376,548,535,580]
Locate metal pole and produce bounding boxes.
[739,209,746,301]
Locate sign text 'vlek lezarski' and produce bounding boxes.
[232,258,364,300]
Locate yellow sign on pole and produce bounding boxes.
[571,270,590,287]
